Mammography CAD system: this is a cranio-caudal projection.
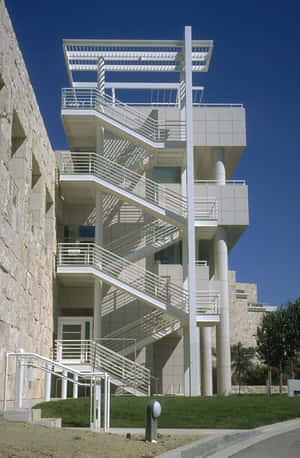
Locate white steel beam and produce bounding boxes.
[185,26,200,396]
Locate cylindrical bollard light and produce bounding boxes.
[145,400,161,442]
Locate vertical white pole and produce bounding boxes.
[3,353,9,412]
[104,374,110,432]
[93,377,97,430]
[94,57,105,342]
[97,379,101,430]
[73,374,78,399]
[214,227,231,395]
[27,362,33,408]
[15,348,24,409]
[62,370,67,399]
[185,26,200,396]
[45,363,52,402]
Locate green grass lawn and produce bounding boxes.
[34,395,300,429]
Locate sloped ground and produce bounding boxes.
[0,417,208,458]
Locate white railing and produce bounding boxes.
[104,137,151,171]
[62,88,186,142]
[106,219,182,259]
[104,310,181,353]
[196,103,244,107]
[194,180,246,185]
[196,291,220,315]
[54,340,150,395]
[248,303,277,312]
[4,350,110,431]
[57,242,189,314]
[194,199,218,220]
[59,152,187,220]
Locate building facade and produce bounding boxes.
[55,28,248,397]
[0,0,56,404]
[1,0,277,403]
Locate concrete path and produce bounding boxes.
[155,418,300,458]
[230,427,300,458]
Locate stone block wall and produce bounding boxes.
[0,0,56,405]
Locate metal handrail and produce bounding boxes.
[194,198,218,220]
[54,340,150,395]
[60,152,187,219]
[194,179,246,185]
[57,242,189,314]
[104,310,181,352]
[62,88,186,142]
[195,291,220,315]
[106,219,182,258]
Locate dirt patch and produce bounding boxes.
[0,417,210,458]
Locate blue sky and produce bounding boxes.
[6,0,300,307]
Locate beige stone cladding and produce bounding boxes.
[0,1,56,404]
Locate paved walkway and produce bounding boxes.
[231,427,300,458]
[154,418,300,457]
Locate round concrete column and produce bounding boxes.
[214,227,231,395]
[214,149,225,185]
[200,326,213,396]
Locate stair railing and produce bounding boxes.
[106,220,181,259]
[57,242,189,314]
[62,88,186,142]
[60,152,187,220]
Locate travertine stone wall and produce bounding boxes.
[0,0,56,404]
[211,271,263,349]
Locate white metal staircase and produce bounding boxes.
[57,242,189,320]
[62,88,186,149]
[104,137,152,172]
[60,152,187,226]
[106,219,182,262]
[104,309,181,356]
[54,339,150,396]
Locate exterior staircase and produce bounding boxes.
[106,219,182,262]
[57,242,189,320]
[62,88,186,150]
[104,309,181,356]
[60,152,187,226]
[54,339,150,396]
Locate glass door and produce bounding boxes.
[57,317,93,363]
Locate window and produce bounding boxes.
[64,225,95,242]
[152,167,181,184]
[154,242,182,264]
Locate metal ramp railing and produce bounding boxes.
[3,350,110,431]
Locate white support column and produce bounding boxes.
[15,348,24,409]
[181,167,190,396]
[214,149,226,185]
[214,227,231,395]
[62,370,67,399]
[200,327,213,396]
[94,100,105,339]
[104,373,110,432]
[45,363,52,402]
[185,26,200,396]
[73,374,78,399]
[26,362,33,408]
